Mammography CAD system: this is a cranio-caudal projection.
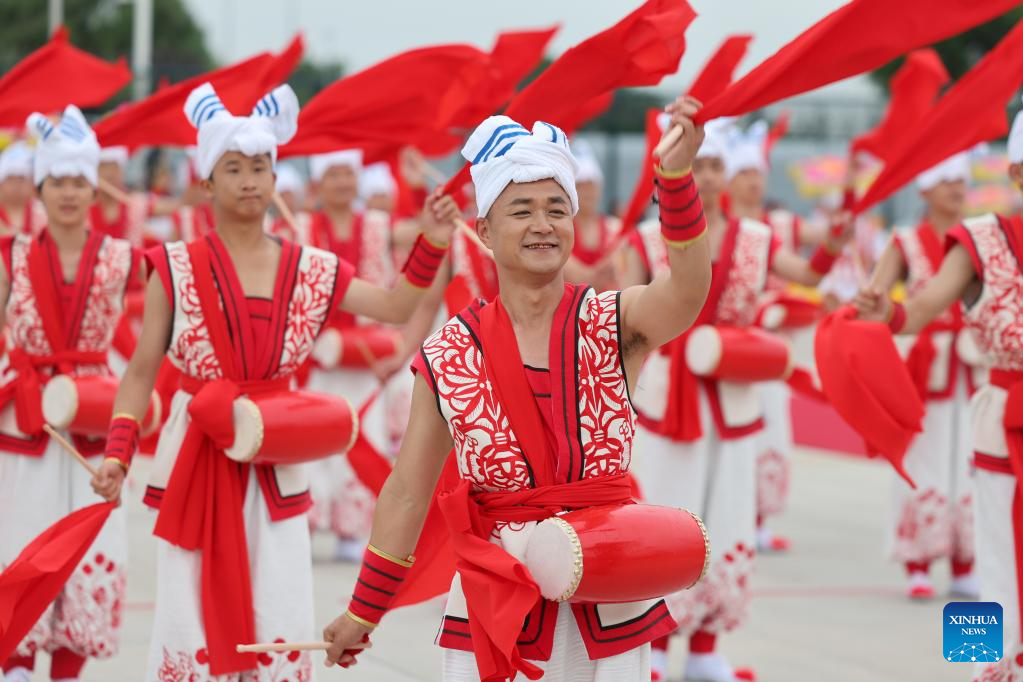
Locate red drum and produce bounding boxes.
[224,390,357,464]
[685,325,792,382]
[758,295,821,330]
[42,374,162,438]
[310,327,401,369]
[524,504,709,603]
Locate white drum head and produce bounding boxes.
[685,325,722,377]
[41,374,78,430]
[524,516,583,602]
[223,397,264,463]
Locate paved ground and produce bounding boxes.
[24,447,973,681]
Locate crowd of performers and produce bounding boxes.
[0,28,1021,682]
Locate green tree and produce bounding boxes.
[0,0,213,100]
[870,7,1023,91]
[288,60,345,106]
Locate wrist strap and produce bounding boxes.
[809,244,839,276]
[105,415,140,468]
[656,170,707,245]
[347,545,414,626]
[401,234,448,288]
[887,301,907,333]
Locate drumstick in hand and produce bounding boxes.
[236,640,372,653]
[43,423,99,477]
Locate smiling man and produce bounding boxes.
[322,98,711,681]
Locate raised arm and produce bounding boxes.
[770,211,854,287]
[339,192,460,325]
[855,243,978,335]
[618,97,711,372]
[322,374,454,668]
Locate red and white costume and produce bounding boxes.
[943,213,1023,682]
[414,285,671,680]
[887,221,980,572]
[89,192,155,246]
[631,214,779,637]
[142,232,352,681]
[0,230,135,667]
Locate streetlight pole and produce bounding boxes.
[132,0,154,100]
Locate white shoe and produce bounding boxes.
[3,668,31,682]
[907,571,935,600]
[684,653,736,682]
[333,537,366,563]
[950,573,980,599]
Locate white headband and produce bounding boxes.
[359,161,397,199]
[916,152,972,191]
[572,139,603,185]
[724,120,768,181]
[309,149,363,183]
[0,142,34,182]
[99,145,130,168]
[184,81,299,180]
[26,105,100,187]
[463,115,579,218]
[274,163,305,195]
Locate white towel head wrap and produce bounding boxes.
[26,105,100,187]
[184,81,299,180]
[462,115,579,218]
[0,142,34,182]
[309,150,363,183]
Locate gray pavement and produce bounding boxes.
[28,448,970,681]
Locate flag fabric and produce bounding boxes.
[850,49,949,161]
[695,0,1022,124]
[855,19,1023,213]
[0,502,115,663]
[93,36,304,150]
[0,27,131,127]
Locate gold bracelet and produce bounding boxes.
[422,233,451,250]
[344,609,378,630]
[653,164,692,180]
[368,543,415,568]
[664,229,708,251]
[112,412,140,425]
[104,457,128,473]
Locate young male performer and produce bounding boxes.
[322,97,712,681]
[855,131,1023,680]
[622,120,850,682]
[89,81,459,682]
[866,151,979,600]
[0,107,137,682]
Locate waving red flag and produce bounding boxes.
[93,35,304,149]
[855,19,1023,213]
[765,110,791,160]
[0,502,115,663]
[280,44,491,159]
[695,0,1022,124]
[443,0,695,198]
[851,49,950,160]
[814,308,921,486]
[687,35,753,105]
[0,27,131,127]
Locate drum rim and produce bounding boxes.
[683,507,711,586]
[545,516,584,603]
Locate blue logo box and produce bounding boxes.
[944,602,1003,663]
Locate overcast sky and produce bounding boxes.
[180,0,876,98]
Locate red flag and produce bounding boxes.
[0,27,131,127]
[765,110,791,158]
[280,45,491,159]
[0,502,115,662]
[93,36,304,150]
[443,0,695,198]
[695,0,1022,124]
[814,307,921,486]
[855,19,1023,213]
[687,34,753,104]
[618,109,665,236]
[850,49,949,161]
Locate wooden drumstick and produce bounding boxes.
[98,178,131,205]
[271,192,301,234]
[652,125,685,159]
[236,640,373,653]
[419,159,449,185]
[43,423,99,477]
